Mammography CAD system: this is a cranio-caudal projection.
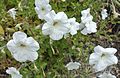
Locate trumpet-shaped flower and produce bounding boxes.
[65,62,81,70]
[98,72,116,78]
[101,9,108,20]
[89,45,118,72]
[35,0,52,20]
[8,8,16,20]
[42,10,69,40]
[80,21,97,35]
[7,31,40,62]
[6,67,22,78]
[68,17,80,35]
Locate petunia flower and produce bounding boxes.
[7,31,40,62]
[8,8,16,20]
[65,61,81,70]
[35,0,52,20]
[80,8,97,35]
[101,9,108,20]
[42,10,69,40]
[6,67,22,78]
[68,17,80,35]
[98,72,116,78]
[89,45,118,72]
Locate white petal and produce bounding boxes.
[13,31,27,43]
[98,73,116,78]
[7,40,18,54]
[89,53,101,65]
[105,55,118,65]
[44,10,56,23]
[94,59,107,72]
[81,15,93,23]
[35,0,49,7]
[70,29,77,35]
[81,8,90,16]
[50,30,63,40]
[94,45,105,54]
[81,28,89,35]
[26,37,40,51]
[54,12,68,22]
[12,74,22,78]
[13,50,38,62]
[56,24,69,34]
[104,48,117,55]
[84,21,97,34]
[42,23,52,35]
[65,62,81,70]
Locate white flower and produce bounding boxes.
[101,9,108,20]
[89,45,118,72]
[80,21,97,35]
[8,8,16,20]
[80,8,97,35]
[81,8,93,23]
[7,31,40,62]
[68,17,80,35]
[42,10,69,40]
[35,0,52,20]
[65,61,81,70]
[98,72,116,78]
[6,67,22,78]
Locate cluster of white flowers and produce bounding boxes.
[6,0,118,78]
[80,8,97,35]
[6,67,22,78]
[34,0,99,40]
[35,0,81,40]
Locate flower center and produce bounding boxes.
[53,22,58,26]
[20,44,26,47]
[101,53,105,58]
[41,7,45,11]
